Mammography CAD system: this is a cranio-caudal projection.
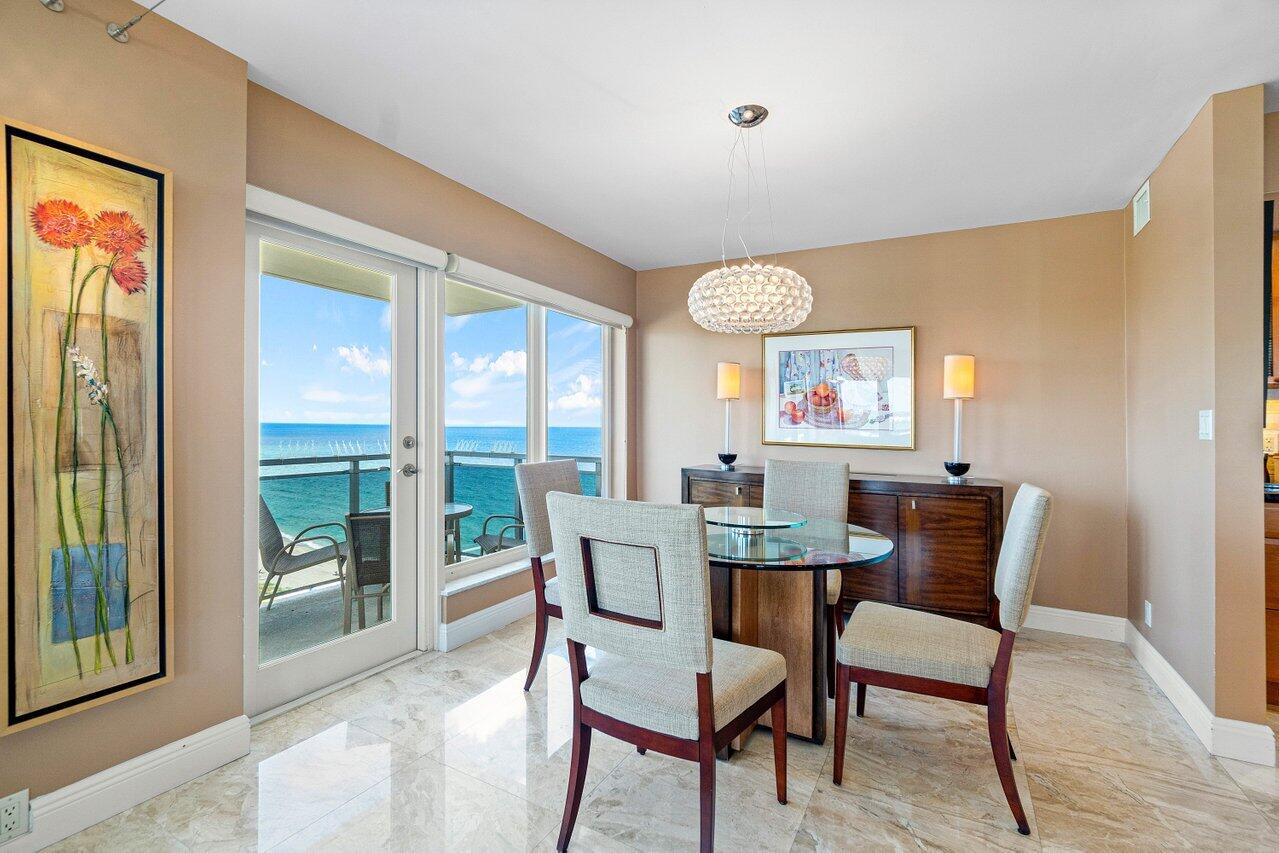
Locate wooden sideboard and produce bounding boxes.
[681,465,1005,624]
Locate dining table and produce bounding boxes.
[703,506,894,747]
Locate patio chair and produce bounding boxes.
[345,511,392,633]
[257,495,348,610]
[473,511,525,554]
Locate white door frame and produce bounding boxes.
[243,188,444,716]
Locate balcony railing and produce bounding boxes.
[259,450,602,552]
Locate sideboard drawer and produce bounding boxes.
[686,477,760,508]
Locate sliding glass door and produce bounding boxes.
[246,219,419,716]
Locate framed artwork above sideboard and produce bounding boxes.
[761,326,915,450]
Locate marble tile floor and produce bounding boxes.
[50,620,1279,851]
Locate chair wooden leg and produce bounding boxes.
[1008,734,1017,761]
[771,693,787,805]
[556,721,592,851]
[523,596,548,692]
[833,663,850,785]
[834,599,844,637]
[988,691,1029,835]
[856,682,866,718]
[825,604,836,699]
[636,746,646,755]
[698,739,716,853]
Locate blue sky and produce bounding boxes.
[259,275,602,428]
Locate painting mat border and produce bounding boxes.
[760,325,917,451]
[1,117,174,737]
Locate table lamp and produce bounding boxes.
[717,361,741,470]
[943,354,975,482]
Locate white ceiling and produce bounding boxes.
[162,1,1279,270]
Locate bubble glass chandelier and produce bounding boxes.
[688,105,811,334]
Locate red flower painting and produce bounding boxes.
[91,210,148,256]
[30,199,93,249]
[110,255,148,294]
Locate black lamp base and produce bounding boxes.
[718,452,738,471]
[944,461,971,482]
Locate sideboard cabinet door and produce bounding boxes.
[842,491,899,604]
[898,495,990,615]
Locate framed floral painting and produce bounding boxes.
[2,120,172,735]
[762,326,915,450]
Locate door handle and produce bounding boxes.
[399,463,419,477]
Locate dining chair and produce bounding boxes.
[514,459,581,691]
[344,511,391,634]
[762,458,850,699]
[546,492,788,853]
[257,496,348,610]
[832,484,1052,835]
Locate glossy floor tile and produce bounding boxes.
[50,623,1279,851]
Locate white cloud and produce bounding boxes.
[446,315,472,331]
[449,400,485,410]
[301,387,385,405]
[379,304,393,331]
[449,349,527,398]
[260,358,270,367]
[550,374,601,411]
[336,344,390,378]
[490,350,526,376]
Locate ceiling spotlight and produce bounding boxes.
[38,0,65,12]
[107,0,170,43]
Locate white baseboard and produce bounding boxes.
[1024,604,1127,642]
[438,590,535,652]
[1124,622,1275,767]
[4,715,250,852]
[1017,605,1274,767]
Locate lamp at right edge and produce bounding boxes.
[943,354,975,481]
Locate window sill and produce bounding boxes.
[441,557,533,598]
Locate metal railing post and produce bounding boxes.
[348,459,360,514]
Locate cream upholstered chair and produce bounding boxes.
[514,459,581,691]
[832,484,1052,835]
[546,492,788,853]
[763,458,849,699]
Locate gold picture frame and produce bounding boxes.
[1,118,174,736]
[761,326,916,451]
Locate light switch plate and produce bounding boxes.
[1198,410,1213,441]
[1143,600,1152,628]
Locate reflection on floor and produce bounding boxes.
[54,619,1279,851]
[259,583,389,663]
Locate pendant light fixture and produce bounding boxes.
[688,104,811,335]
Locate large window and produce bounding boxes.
[443,282,612,578]
[547,310,604,496]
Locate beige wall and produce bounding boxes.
[1266,111,1279,197]
[1124,87,1266,720]
[636,212,1129,617]
[1210,88,1265,722]
[246,85,637,621]
[0,1,247,796]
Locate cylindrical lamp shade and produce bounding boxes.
[717,362,741,400]
[943,354,975,399]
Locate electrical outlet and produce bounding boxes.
[0,789,30,843]
[1143,600,1153,628]
[1198,410,1213,441]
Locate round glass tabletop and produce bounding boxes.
[704,505,807,530]
[705,517,894,571]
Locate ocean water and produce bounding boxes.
[258,423,600,551]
